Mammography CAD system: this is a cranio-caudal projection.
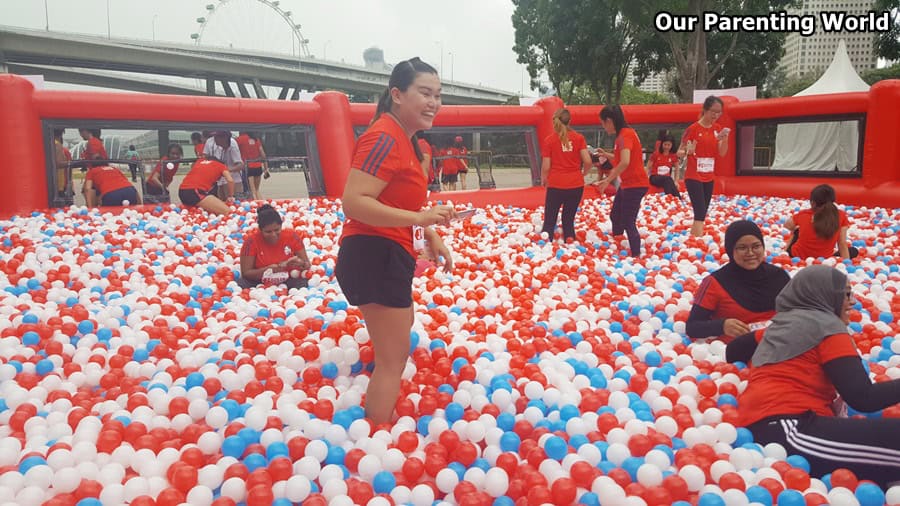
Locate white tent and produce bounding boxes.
[770,40,869,172]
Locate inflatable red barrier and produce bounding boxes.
[1,73,899,215]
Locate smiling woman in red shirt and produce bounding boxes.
[687,220,789,343]
[678,96,730,237]
[645,134,682,198]
[727,265,900,488]
[239,204,310,290]
[785,184,858,260]
[146,143,183,196]
[540,108,591,243]
[594,105,649,257]
[335,57,457,424]
[82,166,141,207]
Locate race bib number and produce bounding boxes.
[697,157,715,173]
[261,268,289,287]
[749,320,771,332]
[657,165,671,176]
[412,225,426,251]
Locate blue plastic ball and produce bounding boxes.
[855,483,886,506]
[372,470,396,494]
[776,490,805,506]
[544,436,568,460]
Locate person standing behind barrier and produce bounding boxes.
[82,165,141,207]
[123,144,141,182]
[595,105,649,257]
[79,128,108,166]
[678,96,729,237]
[440,140,459,191]
[237,132,269,200]
[239,204,311,289]
[335,57,455,425]
[539,108,591,243]
[449,136,470,190]
[146,143,183,196]
[178,159,234,215]
[646,134,682,198]
[53,129,72,199]
[687,220,789,343]
[785,184,858,260]
[204,131,244,200]
[191,132,205,159]
[731,265,900,489]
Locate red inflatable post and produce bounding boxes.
[535,96,565,156]
[0,75,45,215]
[313,92,356,198]
[864,80,900,188]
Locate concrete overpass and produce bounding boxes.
[0,26,517,104]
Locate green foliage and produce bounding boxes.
[861,63,900,85]
[874,0,900,61]
[620,85,673,104]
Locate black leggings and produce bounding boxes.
[649,175,680,198]
[748,412,900,488]
[786,229,860,259]
[542,186,584,240]
[610,187,647,257]
[685,179,715,221]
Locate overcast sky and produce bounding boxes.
[0,0,535,95]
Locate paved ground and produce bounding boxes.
[68,167,538,206]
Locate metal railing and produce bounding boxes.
[432,151,497,190]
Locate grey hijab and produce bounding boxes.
[751,264,850,367]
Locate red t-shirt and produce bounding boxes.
[614,128,649,189]
[439,147,457,175]
[649,152,679,177]
[180,159,226,191]
[791,208,850,259]
[193,143,204,158]
[237,135,264,168]
[542,130,587,189]
[417,138,434,181]
[340,115,427,257]
[682,122,723,182]
[148,157,181,189]
[691,276,777,343]
[739,332,858,426]
[85,166,131,194]
[443,146,468,173]
[240,229,306,269]
[63,147,72,161]
[82,137,108,162]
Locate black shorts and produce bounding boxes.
[441,173,458,184]
[178,186,214,207]
[458,168,468,174]
[145,183,166,196]
[247,167,263,177]
[101,186,138,206]
[336,235,415,308]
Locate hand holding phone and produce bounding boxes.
[452,209,476,221]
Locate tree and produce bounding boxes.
[621,0,796,101]
[861,63,900,85]
[511,0,666,104]
[620,84,673,104]
[874,0,900,61]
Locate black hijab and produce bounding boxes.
[711,220,790,313]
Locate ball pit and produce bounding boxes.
[0,193,899,506]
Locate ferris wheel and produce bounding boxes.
[190,0,312,57]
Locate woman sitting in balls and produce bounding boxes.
[686,220,790,343]
[784,183,858,260]
[730,264,900,488]
[238,204,311,290]
[177,157,233,215]
[82,164,141,207]
[146,143,183,196]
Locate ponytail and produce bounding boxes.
[810,184,840,239]
[552,108,571,147]
[371,89,395,125]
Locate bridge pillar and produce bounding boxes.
[313,92,355,198]
[221,81,235,98]
[0,50,7,73]
[252,79,266,99]
[206,78,216,96]
[158,130,170,159]
[0,75,46,215]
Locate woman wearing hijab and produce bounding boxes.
[729,265,900,488]
[686,220,790,342]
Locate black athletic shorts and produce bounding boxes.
[441,173,458,184]
[101,186,138,206]
[247,167,264,177]
[336,235,415,308]
[178,186,214,207]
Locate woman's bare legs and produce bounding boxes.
[359,303,413,424]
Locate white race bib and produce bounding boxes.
[697,157,715,173]
[412,225,426,251]
[261,268,289,286]
[749,320,771,332]
[657,165,671,176]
